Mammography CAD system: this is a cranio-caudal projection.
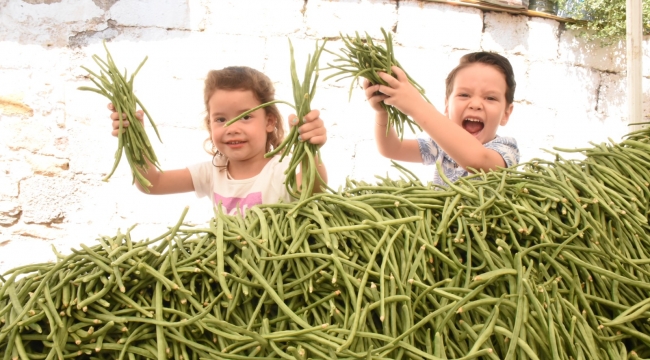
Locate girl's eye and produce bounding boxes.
[212,117,227,124]
[242,115,252,121]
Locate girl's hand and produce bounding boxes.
[363,78,389,114]
[373,66,426,118]
[289,109,327,147]
[108,103,144,137]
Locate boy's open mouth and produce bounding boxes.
[462,118,484,135]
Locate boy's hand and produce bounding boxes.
[373,66,426,118]
[108,103,144,137]
[289,109,327,147]
[363,78,389,114]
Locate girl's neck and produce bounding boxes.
[226,156,272,180]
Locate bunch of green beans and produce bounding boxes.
[3,122,650,359]
[323,28,430,140]
[227,40,329,202]
[78,40,162,191]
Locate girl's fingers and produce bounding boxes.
[288,114,298,128]
[112,119,130,130]
[306,134,327,145]
[107,103,115,111]
[135,110,145,122]
[299,129,327,145]
[111,128,126,137]
[110,112,126,120]
[290,110,322,128]
[298,116,325,133]
[303,109,321,123]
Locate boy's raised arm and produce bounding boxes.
[375,67,510,173]
[364,79,422,163]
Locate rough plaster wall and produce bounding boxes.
[0,0,649,273]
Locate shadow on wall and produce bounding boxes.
[0,0,194,48]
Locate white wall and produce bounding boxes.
[0,0,648,273]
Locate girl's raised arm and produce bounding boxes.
[108,104,195,194]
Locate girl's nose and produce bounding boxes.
[225,122,241,134]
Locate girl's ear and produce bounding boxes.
[444,98,449,117]
[265,113,277,132]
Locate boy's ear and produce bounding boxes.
[500,103,514,126]
[444,99,449,117]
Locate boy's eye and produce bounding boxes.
[242,115,252,121]
[213,117,227,124]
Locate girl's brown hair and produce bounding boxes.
[203,66,284,156]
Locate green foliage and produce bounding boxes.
[559,0,650,45]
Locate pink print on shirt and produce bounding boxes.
[214,192,263,214]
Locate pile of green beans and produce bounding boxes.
[227,40,329,201]
[79,40,162,191]
[323,28,430,140]
[2,122,650,359]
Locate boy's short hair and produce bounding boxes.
[445,52,516,105]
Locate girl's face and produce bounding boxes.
[445,63,513,145]
[208,89,276,163]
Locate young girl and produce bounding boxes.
[364,52,519,186]
[109,66,328,215]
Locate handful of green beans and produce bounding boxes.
[227,40,328,201]
[78,40,162,191]
[3,122,650,359]
[324,28,430,140]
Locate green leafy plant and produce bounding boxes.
[559,0,650,45]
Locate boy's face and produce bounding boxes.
[445,63,513,145]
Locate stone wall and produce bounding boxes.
[0,0,648,272]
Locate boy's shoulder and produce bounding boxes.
[486,134,518,147]
[485,135,520,167]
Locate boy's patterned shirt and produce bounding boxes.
[417,135,520,186]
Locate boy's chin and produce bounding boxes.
[465,129,483,141]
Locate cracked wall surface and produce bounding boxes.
[1,0,649,273]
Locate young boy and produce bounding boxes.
[364,52,519,186]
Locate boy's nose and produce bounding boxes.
[469,99,482,110]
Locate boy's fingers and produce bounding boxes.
[376,83,395,97]
[379,71,399,88]
[107,103,115,111]
[391,66,407,81]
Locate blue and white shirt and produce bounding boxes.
[417,135,520,187]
